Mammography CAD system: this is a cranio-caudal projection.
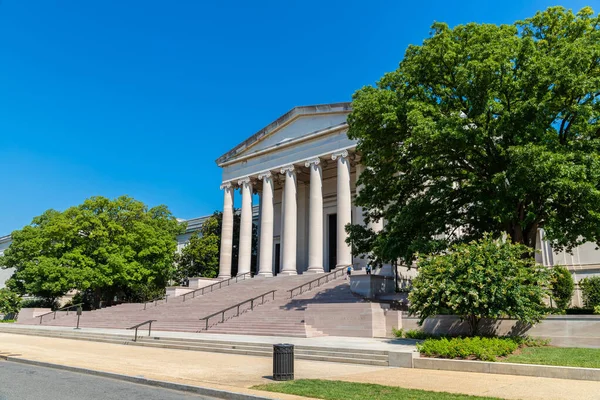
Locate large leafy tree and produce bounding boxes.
[409,235,551,336]
[175,210,258,281]
[348,7,600,265]
[0,196,183,306]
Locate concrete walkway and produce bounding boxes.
[2,323,418,352]
[2,332,600,400]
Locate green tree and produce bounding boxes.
[176,215,221,280]
[0,196,184,306]
[0,288,21,317]
[175,210,258,281]
[409,234,551,336]
[580,276,600,308]
[550,266,574,310]
[347,6,600,266]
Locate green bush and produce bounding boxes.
[580,277,600,308]
[418,337,519,362]
[550,266,574,310]
[0,289,21,316]
[594,305,600,315]
[392,328,404,338]
[392,328,437,340]
[565,307,595,315]
[409,234,550,336]
[0,319,16,323]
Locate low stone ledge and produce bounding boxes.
[388,351,418,368]
[413,357,600,382]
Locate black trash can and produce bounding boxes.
[273,343,294,381]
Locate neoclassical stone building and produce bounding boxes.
[215,102,378,278]
[214,102,600,292]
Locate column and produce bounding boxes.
[305,158,324,273]
[332,150,352,269]
[218,182,234,279]
[280,165,297,275]
[237,177,253,276]
[257,171,274,277]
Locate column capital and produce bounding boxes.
[257,171,272,180]
[331,150,349,161]
[237,176,251,186]
[280,165,295,175]
[304,158,321,168]
[220,181,233,190]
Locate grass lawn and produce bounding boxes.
[253,379,502,400]
[502,347,600,368]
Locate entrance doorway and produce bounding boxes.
[327,214,337,271]
[274,243,281,276]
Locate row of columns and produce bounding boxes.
[218,150,354,279]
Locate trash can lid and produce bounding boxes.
[274,343,294,347]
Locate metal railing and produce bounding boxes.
[182,272,252,302]
[143,295,169,310]
[38,303,84,325]
[287,267,347,299]
[198,290,277,331]
[128,320,157,342]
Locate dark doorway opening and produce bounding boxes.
[328,214,337,271]
[274,243,281,276]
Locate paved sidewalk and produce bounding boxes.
[1,324,417,352]
[2,332,600,400]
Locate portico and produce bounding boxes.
[215,103,374,277]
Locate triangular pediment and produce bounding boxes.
[216,102,351,165]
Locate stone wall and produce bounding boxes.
[402,315,600,348]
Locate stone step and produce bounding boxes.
[0,327,389,366]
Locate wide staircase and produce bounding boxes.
[16,272,362,336]
[205,276,363,337]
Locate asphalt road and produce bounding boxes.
[0,361,220,400]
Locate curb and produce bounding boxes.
[4,357,277,400]
[413,357,600,382]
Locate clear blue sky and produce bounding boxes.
[0,1,594,235]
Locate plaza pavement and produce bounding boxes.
[1,332,600,400]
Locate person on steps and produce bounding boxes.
[346,265,352,280]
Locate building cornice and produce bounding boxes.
[215,102,352,166]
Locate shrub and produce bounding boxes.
[565,307,595,315]
[417,337,520,362]
[594,306,600,315]
[409,234,551,336]
[20,298,59,310]
[580,276,600,308]
[0,289,21,317]
[550,266,574,310]
[392,328,404,338]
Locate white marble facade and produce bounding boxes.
[215,103,377,277]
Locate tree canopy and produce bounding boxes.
[409,234,551,336]
[348,6,600,265]
[0,196,183,306]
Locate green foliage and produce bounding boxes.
[347,6,600,266]
[392,327,403,338]
[594,305,600,315]
[565,307,595,315]
[418,337,521,362]
[174,211,258,282]
[0,288,21,316]
[409,234,551,336]
[0,319,16,323]
[254,379,504,400]
[580,276,600,308]
[20,298,58,309]
[405,329,435,340]
[0,196,183,307]
[550,266,574,310]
